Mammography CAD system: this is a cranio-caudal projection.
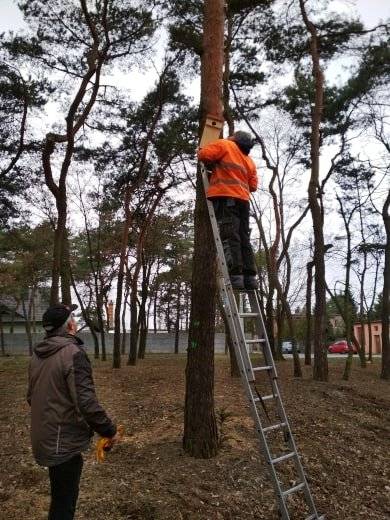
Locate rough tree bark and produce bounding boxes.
[183,0,224,458]
[174,282,182,354]
[299,0,328,381]
[305,260,314,366]
[381,189,390,380]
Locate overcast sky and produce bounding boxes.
[1,0,389,33]
[0,0,388,310]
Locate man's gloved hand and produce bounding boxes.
[96,425,124,462]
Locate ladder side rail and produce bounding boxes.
[249,292,321,517]
[217,285,290,518]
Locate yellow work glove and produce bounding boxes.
[96,425,125,463]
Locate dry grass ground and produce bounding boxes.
[0,353,389,519]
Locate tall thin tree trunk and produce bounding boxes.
[128,279,139,365]
[138,318,148,359]
[299,0,328,381]
[227,327,240,377]
[61,230,72,305]
[174,282,182,354]
[183,0,224,458]
[113,187,132,368]
[153,286,158,333]
[0,314,5,356]
[305,260,314,366]
[70,272,100,359]
[50,196,67,305]
[380,189,390,379]
[367,318,373,362]
[121,301,127,355]
[22,296,33,356]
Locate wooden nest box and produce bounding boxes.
[200,115,224,147]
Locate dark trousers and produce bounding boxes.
[48,454,83,520]
[211,197,257,276]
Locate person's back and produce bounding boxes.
[28,304,118,520]
[29,333,94,467]
[198,136,258,201]
[198,130,259,290]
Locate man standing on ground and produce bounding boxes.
[198,130,259,290]
[27,303,119,520]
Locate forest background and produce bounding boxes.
[0,0,389,381]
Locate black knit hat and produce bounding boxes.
[42,303,78,332]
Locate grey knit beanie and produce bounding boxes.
[232,131,255,154]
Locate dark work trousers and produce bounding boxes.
[211,197,257,276]
[48,454,83,520]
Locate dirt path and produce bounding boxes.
[0,355,389,519]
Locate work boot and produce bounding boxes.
[230,274,244,290]
[244,274,258,290]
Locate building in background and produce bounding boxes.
[353,321,386,354]
[0,291,47,333]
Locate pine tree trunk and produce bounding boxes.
[305,260,314,365]
[367,318,373,362]
[138,320,148,359]
[153,286,158,333]
[113,187,132,368]
[0,314,5,356]
[22,297,33,356]
[227,327,240,377]
[183,0,224,458]
[138,262,150,360]
[70,272,100,359]
[299,0,328,381]
[174,282,182,354]
[50,195,67,305]
[61,230,72,305]
[217,296,239,377]
[128,279,139,366]
[381,189,390,379]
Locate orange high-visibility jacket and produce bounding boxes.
[198,139,258,201]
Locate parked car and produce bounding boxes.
[281,341,300,354]
[328,340,357,354]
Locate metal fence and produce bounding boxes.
[1,332,227,355]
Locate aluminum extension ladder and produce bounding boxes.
[201,160,324,519]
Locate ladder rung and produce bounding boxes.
[272,452,296,464]
[253,365,273,372]
[254,394,275,402]
[262,422,286,433]
[239,312,259,318]
[283,482,305,497]
[246,338,265,344]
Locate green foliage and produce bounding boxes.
[0,48,51,226]
[371,292,383,320]
[0,223,54,299]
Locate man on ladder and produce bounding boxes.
[199,118,324,519]
[198,130,259,291]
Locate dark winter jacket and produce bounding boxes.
[27,331,116,467]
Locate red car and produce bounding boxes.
[328,340,357,354]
